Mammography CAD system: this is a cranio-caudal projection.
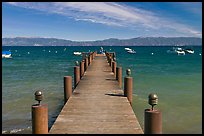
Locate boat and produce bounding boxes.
[73,52,82,56]
[167,47,186,55]
[176,50,185,55]
[184,49,194,54]
[124,47,132,51]
[2,51,12,58]
[99,47,105,54]
[125,47,136,54]
[175,47,185,55]
[127,50,136,54]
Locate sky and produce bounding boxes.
[2,2,202,41]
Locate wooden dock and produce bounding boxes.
[49,53,143,134]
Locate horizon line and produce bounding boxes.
[2,36,202,42]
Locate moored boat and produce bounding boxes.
[73,52,82,56]
[127,50,136,54]
[2,51,12,58]
[124,47,132,51]
[185,49,194,54]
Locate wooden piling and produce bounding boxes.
[124,76,133,106]
[85,57,89,71]
[144,109,162,134]
[74,66,80,88]
[110,58,112,67]
[116,67,122,88]
[32,104,48,134]
[89,54,92,65]
[82,52,86,60]
[80,60,85,78]
[64,76,72,103]
[112,61,114,72]
[113,62,117,77]
[88,54,91,65]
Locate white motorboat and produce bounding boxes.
[5,54,12,58]
[124,48,132,51]
[167,47,186,55]
[185,49,194,54]
[73,52,82,56]
[2,51,12,58]
[176,50,185,55]
[127,50,136,54]
[175,47,185,55]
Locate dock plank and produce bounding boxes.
[49,54,143,134]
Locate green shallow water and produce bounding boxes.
[2,46,202,134]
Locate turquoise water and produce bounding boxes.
[2,46,202,134]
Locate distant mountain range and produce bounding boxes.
[2,37,202,46]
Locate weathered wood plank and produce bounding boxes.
[49,54,143,134]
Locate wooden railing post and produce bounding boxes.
[85,57,89,71]
[80,60,85,78]
[124,69,132,106]
[112,61,117,77]
[74,66,80,88]
[116,67,122,88]
[64,76,72,103]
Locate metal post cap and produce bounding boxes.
[126,68,131,76]
[75,61,79,66]
[148,93,158,110]
[35,90,43,104]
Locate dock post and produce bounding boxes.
[116,67,119,80]
[116,67,122,88]
[112,52,116,62]
[90,53,93,61]
[113,62,117,77]
[74,66,80,88]
[93,52,95,59]
[112,61,114,72]
[82,52,86,60]
[32,91,48,134]
[144,93,162,134]
[110,58,112,67]
[107,55,110,64]
[108,54,111,65]
[85,57,89,71]
[88,54,91,65]
[124,69,133,106]
[80,60,85,78]
[89,53,92,65]
[64,76,72,103]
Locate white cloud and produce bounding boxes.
[6,2,202,37]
